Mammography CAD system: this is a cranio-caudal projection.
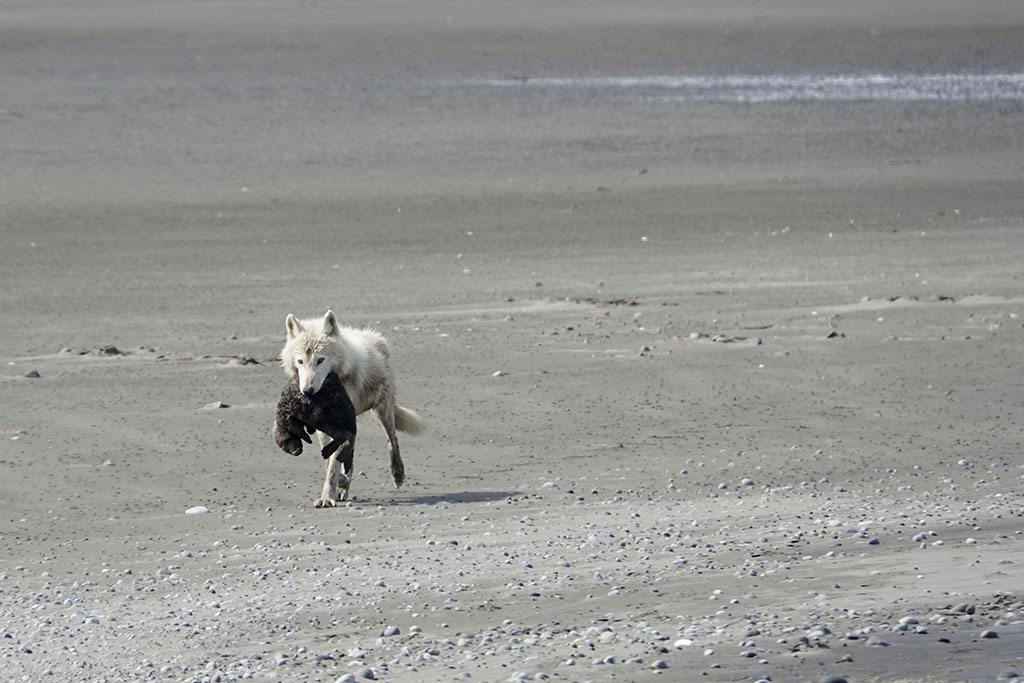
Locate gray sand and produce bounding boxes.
[2,1,1024,681]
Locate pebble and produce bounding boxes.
[355,666,376,680]
[185,506,210,515]
[203,401,229,410]
[819,676,848,683]
[381,625,400,637]
[866,636,890,647]
[24,369,41,378]
[981,630,1000,639]
[651,660,668,669]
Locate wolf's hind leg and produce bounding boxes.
[374,401,405,488]
[314,431,351,508]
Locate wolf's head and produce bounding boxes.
[282,310,343,396]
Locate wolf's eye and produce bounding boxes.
[296,359,304,365]
[315,357,325,366]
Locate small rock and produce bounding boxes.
[356,666,376,680]
[24,370,41,378]
[185,506,210,515]
[866,636,890,647]
[651,660,668,670]
[203,401,229,410]
[819,676,848,683]
[981,630,1000,639]
[381,625,400,637]
[492,370,505,377]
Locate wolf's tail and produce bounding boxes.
[395,405,425,435]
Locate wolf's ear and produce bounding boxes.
[285,314,302,339]
[323,310,341,337]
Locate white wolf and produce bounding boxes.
[280,310,423,507]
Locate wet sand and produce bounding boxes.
[2,1,1024,681]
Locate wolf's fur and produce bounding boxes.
[281,310,423,507]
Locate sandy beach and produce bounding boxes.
[3,1,1024,681]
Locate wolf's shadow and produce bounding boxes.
[387,490,521,506]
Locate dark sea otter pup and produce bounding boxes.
[273,371,356,460]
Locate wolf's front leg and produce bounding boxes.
[313,432,351,508]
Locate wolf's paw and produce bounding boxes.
[313,496,339,508]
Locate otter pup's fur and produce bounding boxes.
[273,371,356,460]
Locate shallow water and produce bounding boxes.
[464,72,1024,103]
